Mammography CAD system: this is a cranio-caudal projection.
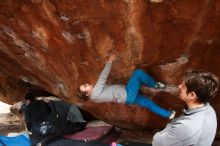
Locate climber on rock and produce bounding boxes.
[78,53,175,119]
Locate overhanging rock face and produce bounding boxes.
[0,0,220,136]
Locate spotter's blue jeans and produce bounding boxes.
[126,69,171,118]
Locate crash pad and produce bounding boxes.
[0,133,30,146]
[47,138,109,146]
[63,125,113,141]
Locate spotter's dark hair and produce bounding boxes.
[183,70,219,103]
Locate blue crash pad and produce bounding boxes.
[0,133,30,146]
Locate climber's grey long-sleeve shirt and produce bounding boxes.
[152,103,217,146]
[90,62,126,103]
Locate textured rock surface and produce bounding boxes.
[0,0,220,137]
[0,102,24,135]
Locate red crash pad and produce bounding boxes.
[63,125,113,141]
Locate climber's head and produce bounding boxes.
[78,84,93,98]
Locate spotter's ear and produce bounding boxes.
[190,91,197,101]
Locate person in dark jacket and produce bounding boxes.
[23,93,87,146]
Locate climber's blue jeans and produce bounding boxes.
[125,69,171,118]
